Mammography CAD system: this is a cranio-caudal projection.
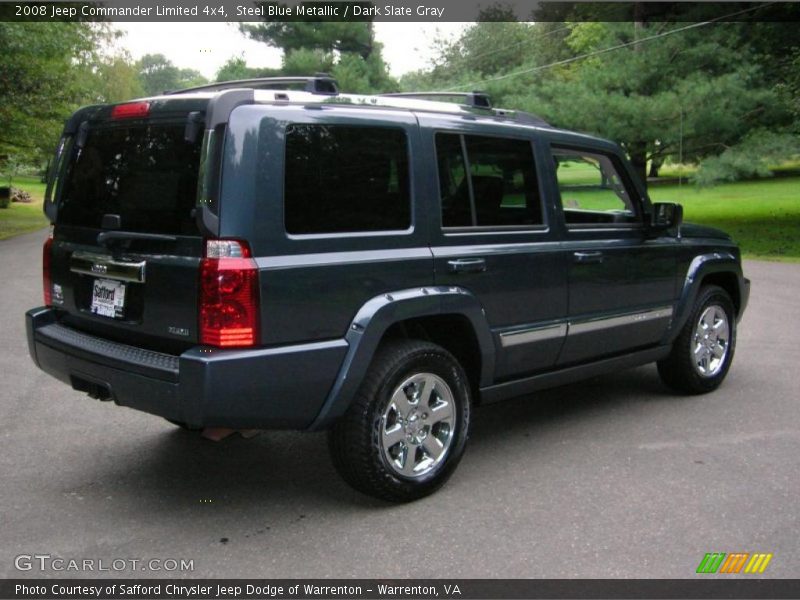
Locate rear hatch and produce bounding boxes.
[47,101,208,353]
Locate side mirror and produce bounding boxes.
[650,202,683,232]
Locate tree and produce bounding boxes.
[136,53,180,95]
[0,22,107,162]
[215,56,281,82]
[93,53,145,103]
[241,21,397,93]
[504,21,795,188]
[243,22,375,59]
[136,54,207,95]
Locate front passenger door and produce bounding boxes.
[550,145,677,366]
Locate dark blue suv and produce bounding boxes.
[26,76,750,501]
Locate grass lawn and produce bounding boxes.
[2,172,798,261]
[650,177,800,261]
[0,175,49,240]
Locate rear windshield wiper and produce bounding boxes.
[97,231,177,247]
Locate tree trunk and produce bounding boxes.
[629,142,649,192]
[648,158,661,178]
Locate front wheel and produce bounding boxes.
[328,340,471,502]
[658,285,737,394]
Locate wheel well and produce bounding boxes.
[701,272,741,315]
[382,315,483,402]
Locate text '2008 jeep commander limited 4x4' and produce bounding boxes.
[27,75,749,502]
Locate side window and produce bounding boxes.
[284,124,411,235]
[552,149,639,227]
[436,133,543,229]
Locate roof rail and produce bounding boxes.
[380,91,492,109]
[165,73,339,96]
[493,108,551,127]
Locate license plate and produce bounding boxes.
[90,278,126,318]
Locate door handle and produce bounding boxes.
[447,257,487,273]
[573,251,604,264]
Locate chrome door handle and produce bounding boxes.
[447,258,487,273]
[573,251,604,264]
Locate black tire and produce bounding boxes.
[658,285,737,394]
[164,419,202,431]
[328,339,472,502]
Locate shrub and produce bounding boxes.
[10,187,32,203]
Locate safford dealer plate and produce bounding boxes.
[90,278,126,318]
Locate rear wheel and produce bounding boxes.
[328,340,471,502]
[658,285,737,394]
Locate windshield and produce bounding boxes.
[58,122,202,235]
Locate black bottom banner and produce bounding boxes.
[2,579,800,600]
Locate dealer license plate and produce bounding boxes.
[90,278,126,318]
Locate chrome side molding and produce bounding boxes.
[500,323,567,348]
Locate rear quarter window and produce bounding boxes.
[283,124,411,235]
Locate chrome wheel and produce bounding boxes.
[380,372,456,479]
[692,304,730,377]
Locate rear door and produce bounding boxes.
[47,110,206,352]
[418,115,569,382]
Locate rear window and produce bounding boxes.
[58,123,202,235]
[284,124,411,235]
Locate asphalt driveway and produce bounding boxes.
[1,228,798,578]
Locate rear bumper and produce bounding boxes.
[26,307,347,429]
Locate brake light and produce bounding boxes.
[199,239,259,347]
[111,102,150,120]
[43,232,53,306]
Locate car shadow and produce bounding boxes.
[68,364,677,515]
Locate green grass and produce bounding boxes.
[2,173,798,261]
[0,175,49,240]
[650,177,800,261]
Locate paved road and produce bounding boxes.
[1,228,798,579]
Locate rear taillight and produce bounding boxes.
[111,102,150,120]
[43,233,53,306]
[199,239,260,348]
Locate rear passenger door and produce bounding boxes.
[418,116,568,381]
[545,143,677,365]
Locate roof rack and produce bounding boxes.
[380,91,492,109]
[166,73,339,96]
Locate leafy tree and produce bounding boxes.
[242,21,397,93]
[136,53,180,95]
[0,22,106,162]
[215,56,281,82]
[504,21,795,187]
[93,53,145,103]
[136,54,207,95]
[243,22,375,59]
[176,68,208,90]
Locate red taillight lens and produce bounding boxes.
[199,240,259,348]
[111,102,150,120]
[43,234,53,306]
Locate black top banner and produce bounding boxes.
[4,579,800,600]
[1,1,799,22]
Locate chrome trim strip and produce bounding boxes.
[500,323,567,348]
[569,306,673,335]
[70,252,146,283]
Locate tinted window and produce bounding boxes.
[436,133,542,228]
[58,124,202,235]
[553,149,639,226]
[284,125,411,234]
